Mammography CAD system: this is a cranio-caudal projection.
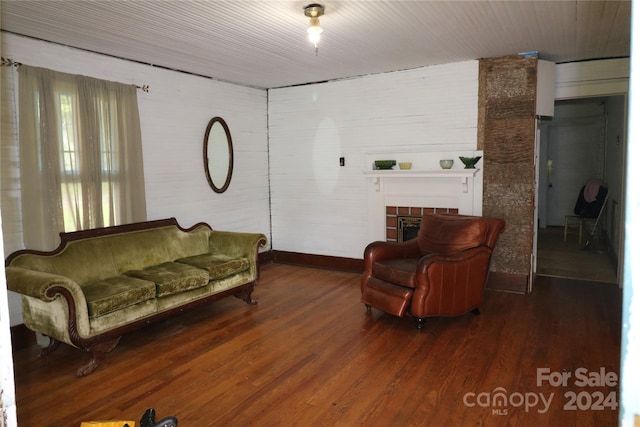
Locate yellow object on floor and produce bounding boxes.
[80,422,135,427]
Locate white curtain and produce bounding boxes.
[18,65,147,250]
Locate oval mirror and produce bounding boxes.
[203,117,233,193]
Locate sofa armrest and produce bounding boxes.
[208,231,267,257]
[6,266,93,341]
[6,266,86,304]
[208,231,267,278]
[411,246,493,317]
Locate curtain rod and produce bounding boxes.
[1,56,150,92]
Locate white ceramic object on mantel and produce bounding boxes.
[439,159,454,169]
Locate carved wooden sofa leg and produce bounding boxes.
[38,336,61,358]
[233,283,258,305]
[76,336,122,377]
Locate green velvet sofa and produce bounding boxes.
[5,218,267,376]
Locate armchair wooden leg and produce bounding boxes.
[364,304,372,312]
[415,317,426,330]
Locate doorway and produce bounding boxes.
[536,96,626,284]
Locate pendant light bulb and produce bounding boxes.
[304,3,325,50]
[307,17,323,47]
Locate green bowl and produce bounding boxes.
[374,160,396,170]
[459,156,482,169]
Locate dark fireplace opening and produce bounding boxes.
[397,216,422,242]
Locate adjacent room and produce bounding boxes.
[536,96,626,284]
[0,2,636,426]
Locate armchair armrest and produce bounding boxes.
[411,246,493,317]
[362,240,422,292]
[363,240,421,265]
[416,246,493,269]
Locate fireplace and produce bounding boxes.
[364,149,483,243]
[386,206,459,242]
[397,216,421,242]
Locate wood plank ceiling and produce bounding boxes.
[0,1,630,89]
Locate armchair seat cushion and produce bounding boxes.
[372,258,418,288]
[125,262,209,297]
[176,253,249,280]
[83,275,156,318]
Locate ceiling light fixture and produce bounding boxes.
[304,3,325,55]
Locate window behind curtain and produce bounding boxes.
[18,65,147,251]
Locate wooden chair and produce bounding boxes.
[564,182,608,246]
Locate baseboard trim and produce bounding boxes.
[262,250,528,292]
[258,250,275,265]
[266,250,363,273]
[11,323,36,351]
[487,271,529,294]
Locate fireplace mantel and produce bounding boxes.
[364,169,479,193]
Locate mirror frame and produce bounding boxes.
[203,116,234,193]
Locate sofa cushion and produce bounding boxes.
[176,253,249,280]
[124,262,209,297]
[82,275,156,318]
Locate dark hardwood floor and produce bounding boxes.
[12,263,622,426]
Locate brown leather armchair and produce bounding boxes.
[361,213,505,329]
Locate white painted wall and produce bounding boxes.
[268,61,479,259]
[0,33,271,325]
